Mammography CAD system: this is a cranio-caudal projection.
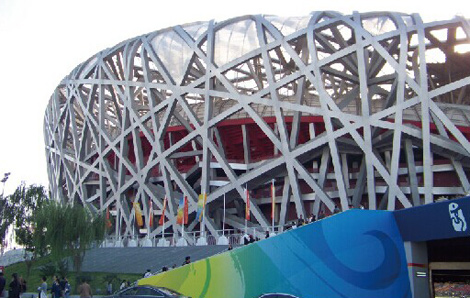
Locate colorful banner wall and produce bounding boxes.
[140,210,411,297]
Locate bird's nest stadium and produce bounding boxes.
[44,11,470,242]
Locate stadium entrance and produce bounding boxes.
[428,237,470,297]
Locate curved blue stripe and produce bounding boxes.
[310,224,401,289]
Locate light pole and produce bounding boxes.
[0,172,10,255]
[1,172,10,197]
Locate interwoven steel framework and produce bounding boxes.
[44,11,470,240]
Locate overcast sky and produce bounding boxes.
[0,0,468,196]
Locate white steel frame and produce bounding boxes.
[44,12,470,240]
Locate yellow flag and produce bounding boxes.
[133,202,144,227]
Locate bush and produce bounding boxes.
[37,263,56,278]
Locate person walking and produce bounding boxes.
[143,269,152,278]
[19,276,26,298]
[308,213,316,223]
[0,272,6,298]
[78,279,92,298]
[106,281,112,295]
[333,205,340,214]
[37,277,47,298]
[297,215,305,227]
[8,273,21,298]
[182,256,191,266]
[59,276,66,296]
[51,276,61,298]
[63,277,71,298]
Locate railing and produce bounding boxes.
[100,225,289,248]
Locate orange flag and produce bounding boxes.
[159,196,167,226]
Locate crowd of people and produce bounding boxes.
[139,255,193,279]
[0,272,87,298]
[0,272,72,298]
[0,272,27,298]
[239,205,345,245]
[287,205,345,230]
[36,275,73,298]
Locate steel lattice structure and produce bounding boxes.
[44,11,470,240]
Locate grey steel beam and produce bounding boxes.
[43,12,470,239]
[405,139,420,206]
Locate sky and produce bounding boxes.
[0,0,468,197]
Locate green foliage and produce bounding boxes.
[0,183,48,275]
[56,259,69,278]
[38,263,57,279]
[102,273,119,285]
[33,201,106,273]
[10,183,49,258]
[37,260,69,280]
[75,274,92,284]
[0,194,15,251]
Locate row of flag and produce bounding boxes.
[106,181,277,228]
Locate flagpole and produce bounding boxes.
[182,196,185,241]
[223,193,226,237]
[272,179,275,234]
[148,200,151,239]
[202,193,205,238]
[245,218,247,236]
[162,221,165,240]
[131,205,134,239]
[119,208,122,242]
[202,205,205,239]
[162,196,167,242]
[117,207,121,243]
[245,184,248,235]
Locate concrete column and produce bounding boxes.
[404,241,431,297]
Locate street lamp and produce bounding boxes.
[0,172,10,255]
[1,172,10,197]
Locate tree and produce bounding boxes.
[9,183,48,277]
[34,201,106,273]
[0,194,14,254]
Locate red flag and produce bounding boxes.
[184,196,189,223]
[245,188,250,221]
[106,207,112,229]
[148,199,153,228]
[271,181,275,220]
[159,196,167,226]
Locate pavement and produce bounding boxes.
[80,245,229,274]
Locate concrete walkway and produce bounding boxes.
[80,246,229,274]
